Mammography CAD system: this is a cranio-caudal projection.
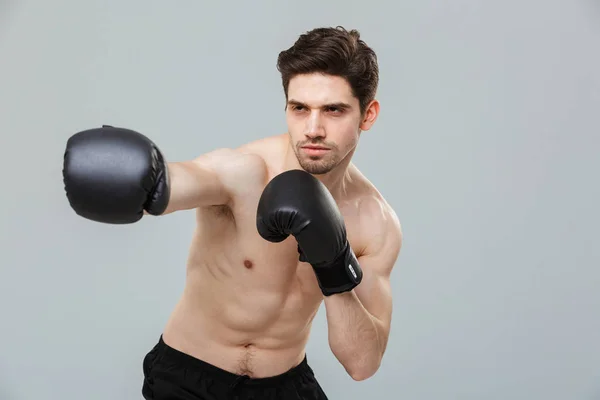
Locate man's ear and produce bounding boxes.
[359,99,380,131]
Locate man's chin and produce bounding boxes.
[298,160,335,175]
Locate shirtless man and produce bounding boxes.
[62,26,402,400]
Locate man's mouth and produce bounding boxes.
[301,145,330,156]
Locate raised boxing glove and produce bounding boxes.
[256,169,363,296]
[62,125,170,224]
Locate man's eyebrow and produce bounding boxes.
[287,99,352,109]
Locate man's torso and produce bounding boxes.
[161,134,384,378]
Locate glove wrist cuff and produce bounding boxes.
[144,148,170,216]
[311,242,363,296]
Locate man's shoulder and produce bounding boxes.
[235,133,286,160]
[190,147,268,196]
[194,146,266,177]
[223,133,289,177]
[348,166,402,256]
[348,165,396,218]
[356,190,401,238]
[195,134,286,192]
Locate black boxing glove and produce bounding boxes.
[62,125,170,224]
[256,169,363,296]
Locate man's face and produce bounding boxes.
[285,73,376,175]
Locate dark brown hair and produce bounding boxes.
[277,26,379,115]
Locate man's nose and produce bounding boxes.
[305,111,324,139]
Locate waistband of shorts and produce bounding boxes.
[156,335,312,387]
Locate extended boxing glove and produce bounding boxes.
[63,125,170,224]
[256,169,363,296]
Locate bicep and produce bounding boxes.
[353,209,403,344]
[162,148,268,215]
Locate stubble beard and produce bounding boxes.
[294,142,340,175]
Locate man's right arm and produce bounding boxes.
[63,125,235,224]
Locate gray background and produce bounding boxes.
[1,0,599,399]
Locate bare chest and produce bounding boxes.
[189,189,369,335]
[203,193,367,288]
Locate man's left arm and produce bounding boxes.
[324,206,402,381]
[254,170,402,380]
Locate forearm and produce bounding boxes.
[324,291,386,380]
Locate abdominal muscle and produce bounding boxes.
[161,227,324,378]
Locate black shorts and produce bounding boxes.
[142,336,329,400]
